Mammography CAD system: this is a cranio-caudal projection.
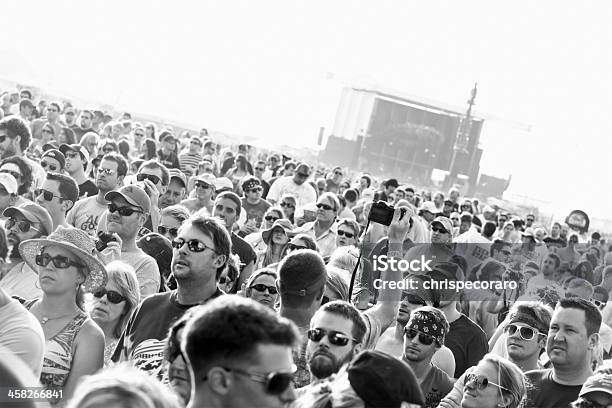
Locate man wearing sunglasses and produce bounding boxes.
[183,295,299,408]
[401,306,453,408]
[35,172,79,231]
[134,160,170,233]
[303,301,365,388]
[239,177,271,237]
[101,185,160,298]
[157,131,180,169]
[113,215,230,379]
[266,163,316,208]
[67,153,127,236]
[293,193,339,258]
[0,202,53,300]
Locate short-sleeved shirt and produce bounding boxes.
[119,249,161,298]
[231,232,257,272]
[241,198,271,230]
[420,363,454,408]
[524,369,582,408]
[157,149,180,169]
[66,195,107,236]
[113,289,223,379]
[266,177,317,207]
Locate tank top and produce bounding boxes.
[25,299,88,393]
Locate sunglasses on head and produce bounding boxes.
[195,181,212,189]
[465,373,510,392]
[264,215,279,222]
[6,218,40,233]
[289,243,307,251]
[108,203,142,217]
[136,173,161,185]
[307,328,356,347]
[35,188,63,201]
[250,284,278,294]
[36,252,83,269]
[158,225,178,237]
[40,161,59,171]
[504,324,542,341]
[431,226,448,234]
[404,327,436,345]
[316,203,334,211]
[219,366,295,395]
[172,238,217,253]
[280,201,295,209]
[93,288,126,304]
[337,230,354,238]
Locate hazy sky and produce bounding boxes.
[3,1,611,220]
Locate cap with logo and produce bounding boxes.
[168,168,187,188]
[105,185,151,213]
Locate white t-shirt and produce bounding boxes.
[66,195,107,237]
[0,297,45,377]
[119,249,161,298]
[266,177,317,207]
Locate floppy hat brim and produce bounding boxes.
[19,238,108,293]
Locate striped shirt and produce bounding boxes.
[179,152,202,174]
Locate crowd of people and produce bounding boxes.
[1,89,612,408]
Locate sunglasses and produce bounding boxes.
[6,218,41,233]
[195,181,212,190]
[98,167,115,175]
[337,230,354,238]
[246,187,262,193]
[107,203,142,216]
[172,238,217,253]
[250,284,278,294]
[264,215,280,222]
[404,327,436,346]
[280,202,295,209]
[431,226,449,234]
[308,328,355,346]
[158,225,178,237]
[35,188,63,201]
[0,169,21,180]
[221,366,295,395]
[136,173,161,185]
[40,161,59,171]
[35,253,83,269]
[504,324,542,341]
[316,203,334,211]
[134,133,145,138]
[93,288,126,304]
[465,373,510,392]
[289,243,308,251]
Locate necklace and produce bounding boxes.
[34,303,78,325]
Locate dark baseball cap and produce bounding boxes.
[348,350,424,408]
[278,249,326,297]
[41,149,65,170]
[385,178,399,188]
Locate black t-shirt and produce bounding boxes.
[157,149,180,169]
[231,232,256,272]
[260,179,271,199]
[524,369,582,408]
[112,289,223,378]
[73,126,97,141]
[78,180,98,199]
[444,314,488,378]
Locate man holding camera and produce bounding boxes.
[99,184,161,298]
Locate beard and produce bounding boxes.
[307,347,353,380]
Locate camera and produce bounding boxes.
[95,231,118,252]
[368,201,407,226]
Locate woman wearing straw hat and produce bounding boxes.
[255,219,294,269]
[20,225,107,405]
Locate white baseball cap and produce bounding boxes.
[0,173,18,195]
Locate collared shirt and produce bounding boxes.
[294,221,338,258]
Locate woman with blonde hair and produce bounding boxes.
[255,219,294,269]
[90,261,140,367]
